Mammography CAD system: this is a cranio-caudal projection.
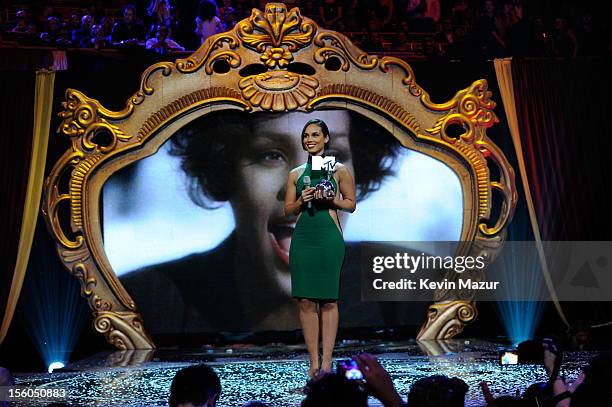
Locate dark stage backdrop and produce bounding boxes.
[0,71,35,334]
[0,50,148,370]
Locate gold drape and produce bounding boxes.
[493,58,569,327]
[0,70,55,346]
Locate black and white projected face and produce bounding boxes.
[102,109,463,333]
[226,111,354,298]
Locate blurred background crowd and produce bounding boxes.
[0,0,610,60]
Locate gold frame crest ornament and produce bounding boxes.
[43,3,517,349]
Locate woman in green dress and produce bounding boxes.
[284,119,356,379]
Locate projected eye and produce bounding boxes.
[257,150,286,165]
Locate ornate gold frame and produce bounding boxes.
[42,3,517,349]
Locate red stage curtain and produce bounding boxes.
[511,57,612,326]
[511,57,612,241]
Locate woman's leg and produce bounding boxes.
[320,301,339,373]
[299,299,320,378]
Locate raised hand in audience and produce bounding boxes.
[353,353,404,407]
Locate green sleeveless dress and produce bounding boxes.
[289,162,346,300]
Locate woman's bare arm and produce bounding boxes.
[284,169,315,216]
[332,164,356,213]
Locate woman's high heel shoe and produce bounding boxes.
[308,366,320,380]
[320,359,333,374]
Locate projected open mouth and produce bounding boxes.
[269,221,295,267]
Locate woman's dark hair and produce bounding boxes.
[197,0,219,22]
[301,118,330,150]
[169,110,400,208]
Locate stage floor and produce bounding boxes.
[14,339,591,406]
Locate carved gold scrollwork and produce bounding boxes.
[313,31,378,71]
[423,80,498,137]
[417,80,515,317]
[240,71,319,111]
[312,84,422,136]
[138,87,247,141]
[131,62,174,106]
[59,89,135,151]
[140,63,173,95]
[43,156,84,250]
[379,57,423,97]
[60,244,90,264]
[176,35,240,73]
[43,3,517,349]
[236,4,316,62]
[417,301,477,340]
[477,142,518,236]
[94,312,153,350]
[204,51,242,74]
[67,155,100,231]
[423,79,516,229]
[424,80,498,134]
[72,262,94,297]
[243,7,308,49]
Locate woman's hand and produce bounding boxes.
[567,370,585,393]
[479,381,495,406]
[285,170,315,216]
[301,187,316,204]
[353,353,403,407]
[542,337,560,378]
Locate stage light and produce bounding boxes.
[21,235,88,374]
[494,242,546,346]
[48,362,64,373]
[498,301,544,346]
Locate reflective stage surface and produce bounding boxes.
[14,340,590,406]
